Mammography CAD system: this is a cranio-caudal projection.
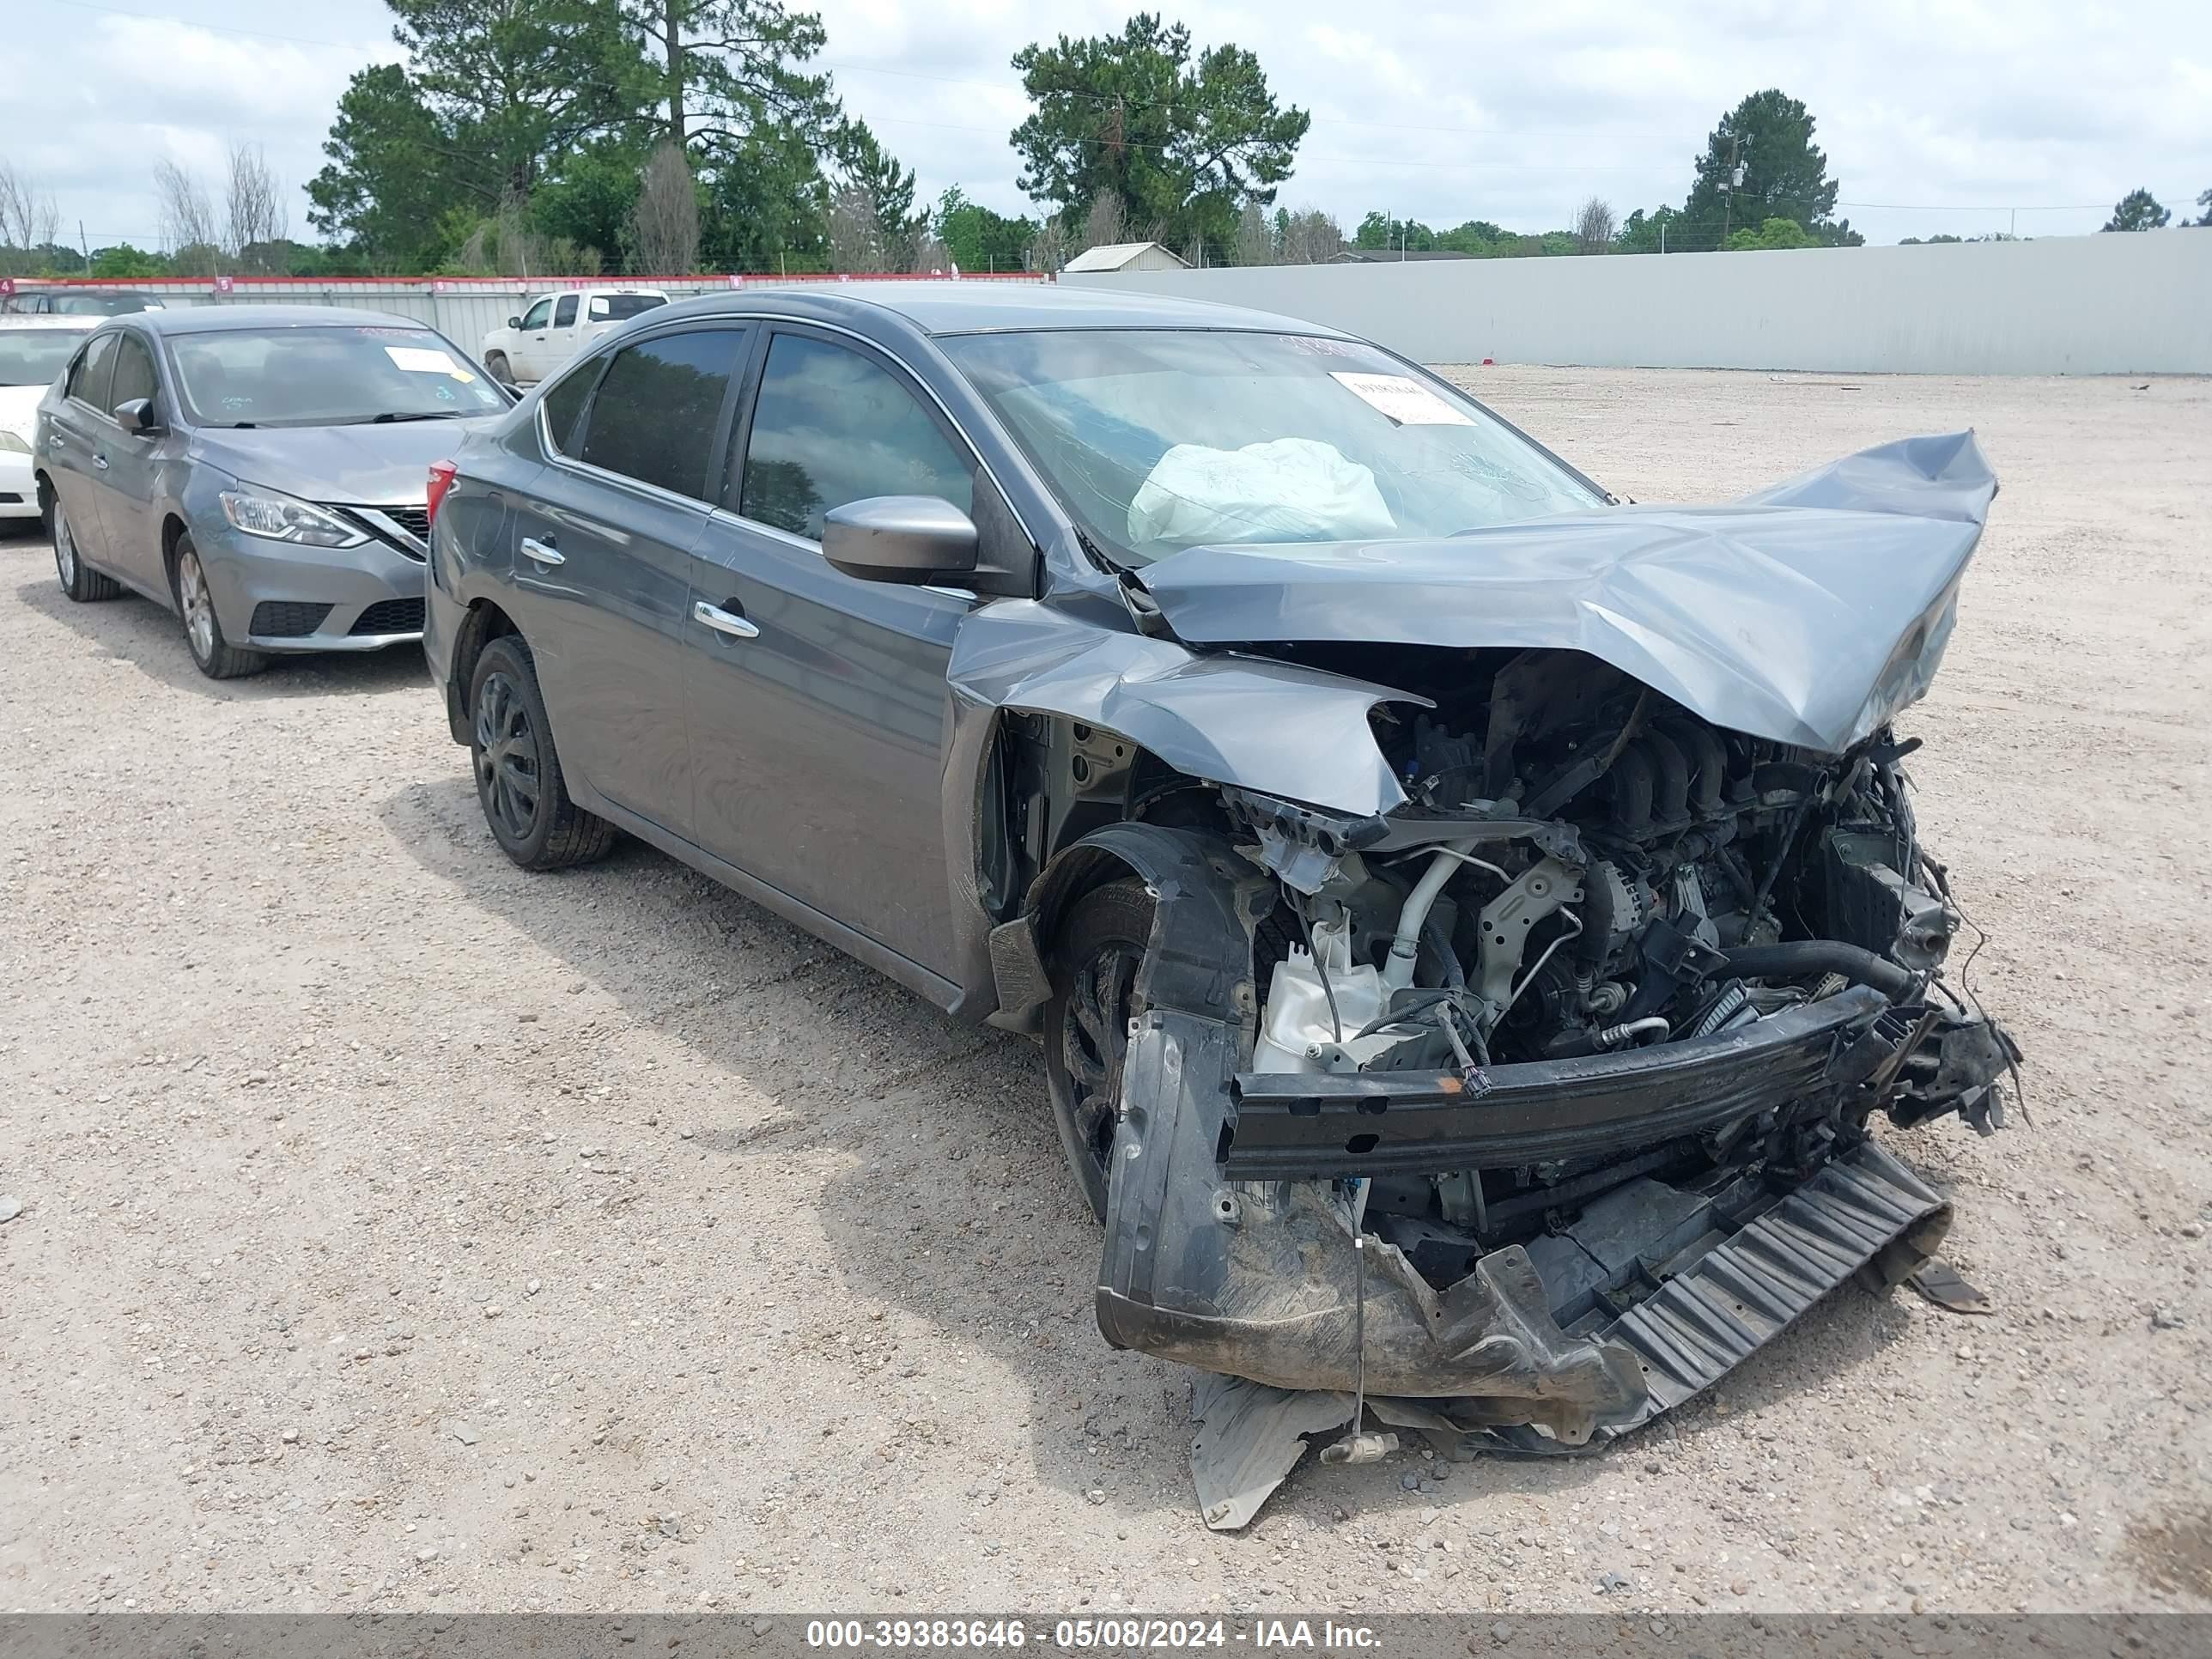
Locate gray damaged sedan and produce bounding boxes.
[422,285,2018,1505]
[34,305,511,678]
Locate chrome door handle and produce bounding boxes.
[693,600,759,640]
[520,536,563,566]
[92,454,108,470]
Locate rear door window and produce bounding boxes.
[735,332,973,541]
[574,328,746,501]
[554,295,578,328]
[68,333,118,410]
[106,333,159,415]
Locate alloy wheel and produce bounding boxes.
[474,671,542,842]
[178,550,217,664]
[52,504,76,587]
[1058,938,1143,1189]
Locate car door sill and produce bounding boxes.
[571,781,965,1016]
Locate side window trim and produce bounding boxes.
[723,323,985,542]
[539,352,614,459]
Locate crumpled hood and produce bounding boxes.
[189,418,496,507]
[1135,432,1997,755]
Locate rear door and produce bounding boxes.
[43,330,118,561]
[501,324,750,838]
[681,326,990,975]
[544,294,581,374]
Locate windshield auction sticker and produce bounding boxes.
[1328,371,1474,425]
[385,345,462,375]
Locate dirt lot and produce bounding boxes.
[1,368,2207,1617]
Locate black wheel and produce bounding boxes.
[173,535,267,679]
[1042,878,1156,1219]
[469,635,617,871]
[484,351,514,388]
[47,488,119,602]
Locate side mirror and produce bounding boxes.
[507,315,522,330]
[822,495,978,583]
[113,398,161,435]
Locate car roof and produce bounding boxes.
[136,304,431,336]
[652,280,1347,340]
[0,314,101,331]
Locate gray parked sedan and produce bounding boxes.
[424,283,2016,1480]
[33,305,511,678]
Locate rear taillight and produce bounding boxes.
[425,459,459,530]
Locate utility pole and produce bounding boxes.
[1720,133,1741,246]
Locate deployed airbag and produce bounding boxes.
[1127,437,1395,548]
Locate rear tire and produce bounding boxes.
[47,489,119,602]
[173,536,267,679]
[1042,878,1156,1220]
[469,635,617,871]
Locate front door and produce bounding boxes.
[683,327,983,976]
[512,297,554,382]
[501,323,749,839]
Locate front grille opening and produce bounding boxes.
[250,600,333,638]
[350,598,426,636]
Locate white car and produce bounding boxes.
[0,316,97,525]
[478,287,669,386]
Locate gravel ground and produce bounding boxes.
[1,367,2207,1617]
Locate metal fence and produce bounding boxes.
[0,271,1052,356]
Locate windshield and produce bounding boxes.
[590,294,665,321]
[0,326,92,386]
[941,330,1604,566]
[167,325,508,428]
[54,295,161,315]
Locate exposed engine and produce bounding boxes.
[1222,647,2015,1285]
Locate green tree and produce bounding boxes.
[1613,205,1681,253]
[699,126,830,272]
[307,63,462,269]
[88,245,167,277]
[1437,219,1504,254]
[624,0,842,155]
[836,119,921,240]
[1010,14,1308,254]
[1352,212,1435,252]
[1680,90,1853,252]
[2102,188,2169,231]
[389,0,653,208]
[1723,216,1817,251]
[2196,187,2211,227]
[934,185,1039,273]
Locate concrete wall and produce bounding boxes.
[1064,234,2212,374]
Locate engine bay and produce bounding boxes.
[1219,646,2016,1288]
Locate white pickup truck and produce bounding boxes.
[479,287,669,386]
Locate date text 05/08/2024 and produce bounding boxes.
[805,1621,1384,1650]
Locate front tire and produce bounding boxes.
[484,351,515,388]
[1042,878,1156,1219]
[47,489,119,602]
[173,537,266,679]
[469,635,617,871]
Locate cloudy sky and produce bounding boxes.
[7,0,2209,255]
